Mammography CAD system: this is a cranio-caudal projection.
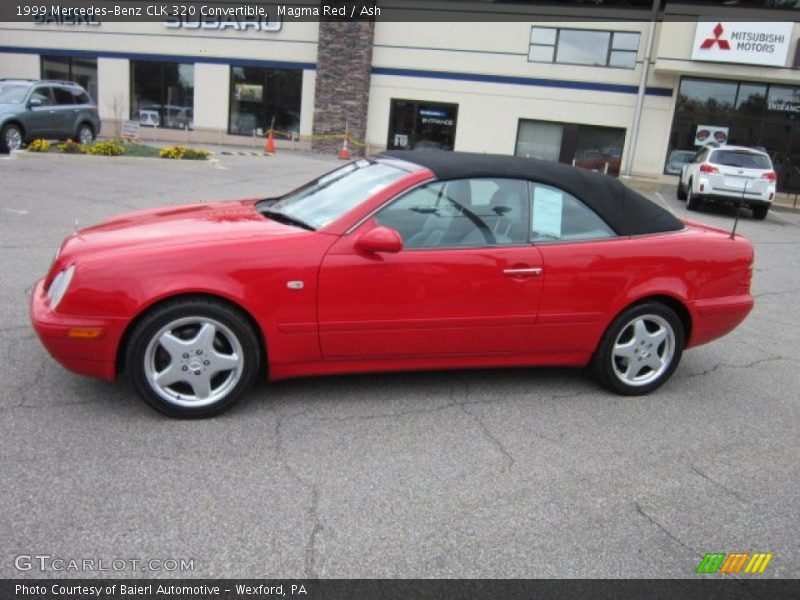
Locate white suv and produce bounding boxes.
[677,145,776,220]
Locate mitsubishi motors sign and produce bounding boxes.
[691,22,793,67]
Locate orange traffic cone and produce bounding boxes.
[265,129,275,154]
[339,134,350,160]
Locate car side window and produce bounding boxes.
[375,178,529,249]
[530,183,616,243]
[30,87,52,106]
[70,89,90,105]
[52,87,74,105]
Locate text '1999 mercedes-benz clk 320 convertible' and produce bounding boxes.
[31,151,754,417]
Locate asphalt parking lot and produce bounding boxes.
[1,150,798,579]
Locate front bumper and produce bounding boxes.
[29,279,126,381]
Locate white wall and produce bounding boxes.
[300,69,316,137]
[97,58,129,121]
[0,52,40,79]
[194,63,229,130]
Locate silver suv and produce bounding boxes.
[677,145,776,220]
[0,79,102,153]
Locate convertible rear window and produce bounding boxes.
[710,150,771,170]
[259,160,407,229]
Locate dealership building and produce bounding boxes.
[1,2,799,188]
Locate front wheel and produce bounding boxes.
[591,302,685,396]
[76,123,95,145]
[1,123,23,153]
[126,298,261,418]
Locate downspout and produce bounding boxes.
[623,0,660,178]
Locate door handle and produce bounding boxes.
[503,267,542,276]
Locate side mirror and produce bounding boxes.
[355,226,403,254]
[28,98,42,108]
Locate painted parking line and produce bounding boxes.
[769,208,800,228]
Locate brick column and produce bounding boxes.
[312,19,375,156]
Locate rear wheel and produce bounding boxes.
[126,298,261,418]
[1,123,23,153]
[686,182,699,211]
[752,205,769,220]
[676,180,687,200]
[592,302,685,396]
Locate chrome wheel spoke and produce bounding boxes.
[192,322,217,351]
[189,373,212,400]
[154,364,185,387]
[208,351,239,374]
[644,354,665,373]
[646,326,667,349]
[158,331,192,361]
[613,339,636,360]
[632,319,648,345]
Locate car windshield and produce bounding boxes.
[710,150,771,170]
[261,160,408,229]
[0,83,30,104]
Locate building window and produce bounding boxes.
[516,119,626,177]
[387,99,458,151]
[229,67,302,136]
[41,56,98,101]
[667,76,800,191]
[528,27,639,69]
[130,61,194,130]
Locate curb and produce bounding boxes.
[10,149,220,168]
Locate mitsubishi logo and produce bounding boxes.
[700,23,731,50]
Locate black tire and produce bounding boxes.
[676,180,687,201]
[1,123,24,153]
[686,182,699,211]
[591,301,685,396]
[752,205,768,220]
[76,122,95,145]
[126,298,261,418]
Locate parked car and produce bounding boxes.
[0,78,101,152]
[665,149,696,175]
[677,144,776,220]
[30,151,755,417]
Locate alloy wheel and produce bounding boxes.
[143,316,244,408]
[611,314,675,387]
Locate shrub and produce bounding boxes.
[57,139,86,154]
[159,145,209,160]
[27,139,50,152]
[181,148,210,160]
[85,139,125,156]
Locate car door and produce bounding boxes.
[527,182,626,358]
[317,178,545,359]
[24,86,58,138]
[50,85,78,137]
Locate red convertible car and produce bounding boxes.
[31,151,754,417]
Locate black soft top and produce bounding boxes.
[381,150,683,236]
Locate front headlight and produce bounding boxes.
[47,265,75,311]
